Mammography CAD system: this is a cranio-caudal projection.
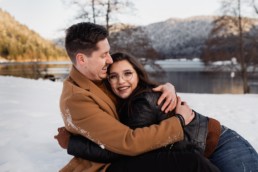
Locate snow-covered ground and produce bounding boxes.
[0,76,257,172]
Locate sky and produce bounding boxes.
[0,75,258,171]
[0,0,222,39]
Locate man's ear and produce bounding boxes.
[76,53,87,65]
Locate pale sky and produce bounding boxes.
[0,0,222,39]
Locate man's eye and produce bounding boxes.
[102,52,109,58]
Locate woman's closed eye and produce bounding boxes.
[108,74,118,80]
[123,71,133,78]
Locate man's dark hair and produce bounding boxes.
[65,22,109,64]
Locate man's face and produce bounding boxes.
[80,38,113,81]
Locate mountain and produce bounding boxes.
[0,9,67,62]
[109,16,215,59]
[144,16,215,58]
[110,15,258,60]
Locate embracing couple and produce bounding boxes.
[54,22,258,172]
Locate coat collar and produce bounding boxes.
[69,66,118,118]
[70,66,92,90]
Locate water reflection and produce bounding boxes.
[149,71,258,94]
[1,61,257,94]
[0,61,72,81]
[150,71,241,93]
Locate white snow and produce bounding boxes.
[0,76,257,171]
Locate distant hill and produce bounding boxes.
[144,16,215,58]
[0,9,67,62]
[110,16,258,59]
[108,16,215,59]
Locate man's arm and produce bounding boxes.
[61,93,184,156]
[55,94,195,162]
[56,91,169,162]
[153,83,177,113]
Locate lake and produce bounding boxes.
[0,61,72,81]
[1,61,257,94]
[149,71,258,94]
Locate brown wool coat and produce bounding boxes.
[59,66,184,172]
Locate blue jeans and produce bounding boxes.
[209,125,258,172]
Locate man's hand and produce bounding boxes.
[54,127,71,149]
[175,96,195,125]
[153,83,177,113]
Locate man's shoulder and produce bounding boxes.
[61,79,93,102]
[63,79,85,94]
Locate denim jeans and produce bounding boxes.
[209,125,258,172]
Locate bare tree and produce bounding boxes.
[62,0,99,23]
[99,0,134,31]
[202,0,258,93]
[63,0,134,32]
[253,0,258,13]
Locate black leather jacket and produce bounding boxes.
[67,88,209,163]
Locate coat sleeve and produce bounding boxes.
[63,93,184,156]
[68,134,125,163]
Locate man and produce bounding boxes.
[57,22,211,172]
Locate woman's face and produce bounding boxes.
[108,60,139,99]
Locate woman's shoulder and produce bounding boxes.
[134,87,161,104]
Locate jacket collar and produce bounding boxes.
[69,66,118,117]
[70,66,92,90]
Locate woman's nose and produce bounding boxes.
[118,75,125,83]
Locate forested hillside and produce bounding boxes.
[109,16,258,59]
[145,16,214,58]
[0,9,67,61]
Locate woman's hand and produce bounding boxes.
[152,82,177,113]
[54,127,71,149]
[175,96,195,125]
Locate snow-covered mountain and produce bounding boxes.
[144,16,215,58]
[55,15,258,59]
[109,16,215,59]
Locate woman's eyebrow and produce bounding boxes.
[124,69,133,72]
[109,72,117,74]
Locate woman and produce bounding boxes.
[57,52,258,172]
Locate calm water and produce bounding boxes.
[1,61,258,94]
[149,71,258,94]
[0,61,72,81]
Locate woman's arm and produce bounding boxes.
[68,134,125,163]
[54,127,125,163]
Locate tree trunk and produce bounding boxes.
[241,68,250,93]
[92,0,96,23]
[105,0,110,33]
[237,0,249,93]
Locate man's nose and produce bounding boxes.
[107,54,113,64]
